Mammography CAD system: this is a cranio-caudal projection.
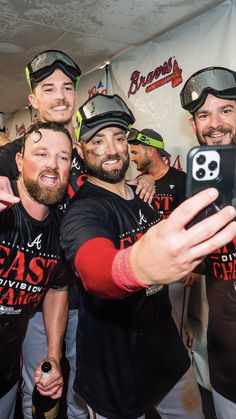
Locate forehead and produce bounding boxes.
[130,143,145,151]
[36,69,74,88]
[198,94,236,112]
[25,128,72,151]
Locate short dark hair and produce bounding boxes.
[21,121,72,154]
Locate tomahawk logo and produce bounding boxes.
[138,209,147,225]
[27,233,43,250]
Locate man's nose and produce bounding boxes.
[209,113,223,128]
[54,88,66,101]
[47,155,58,169]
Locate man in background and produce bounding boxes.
[128,127,190,345]
[180,66,236,419]
[61,93,236,419]
[0,121,72,419]
[0,49,88,419]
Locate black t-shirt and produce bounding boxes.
[61,181,190,419]
[0,137,23,178]
[0,182,68,397]
[0,140,87,310]
[204,238,236,402]
[152,166,186,219]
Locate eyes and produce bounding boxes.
[35,152,70,162]
[197,107,235,120]
[42,85,74,93]
[91,136,126,146]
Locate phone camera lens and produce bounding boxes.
[196,168,205,179]
[196,154,206,165]
[208,160,218,171]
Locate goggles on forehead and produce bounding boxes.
[127,128,166,149]
[25,50,81,91]
[180,67,236,113]
[75,94,135,140]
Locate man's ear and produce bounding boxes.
[15,152,23,174]
[28,92,38,110]
[189,116,197,135]
[75,141,84,159]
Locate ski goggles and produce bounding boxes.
[180,67,236,113]
[76,94,135,141]
[25,50,81,91]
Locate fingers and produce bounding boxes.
[190,218,236,260]
[135,175,155,203]
[186,205,236,247]
[0,191,20,211]
[0,176,13,194]
[168,188,220,230]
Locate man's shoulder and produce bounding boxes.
[0,137,23,155]
[0,137,23,178]
[168,166,186,177]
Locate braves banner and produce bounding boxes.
[111,0,236,173]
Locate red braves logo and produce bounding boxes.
[128,58,182,97]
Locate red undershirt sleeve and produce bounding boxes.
[74,237,146,299]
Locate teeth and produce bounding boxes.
[52,106,67,111]
[210,133,225,138]
[104,160,118,164]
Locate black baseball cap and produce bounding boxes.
[128,128,170,158]
[76,94,135,142]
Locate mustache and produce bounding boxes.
[202,127,231,137]
[51,99,69,107]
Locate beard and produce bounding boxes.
[137,154,151,171]
[85,154,130,184]
[24,177,68,205]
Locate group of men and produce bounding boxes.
[0,49,235,419]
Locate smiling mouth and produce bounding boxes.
[51,105,68,112]
[204,130,231,142]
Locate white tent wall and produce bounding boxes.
[110,0,236,171]
[5,0,236,169]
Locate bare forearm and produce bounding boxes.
[42,287,68,363]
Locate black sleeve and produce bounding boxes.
[0,138,23,179]
[48,254,73,290]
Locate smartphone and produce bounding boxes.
[186,145,236,225]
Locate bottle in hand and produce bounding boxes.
[32,360,59,419]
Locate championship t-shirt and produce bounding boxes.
[152,166,186,220]
[0,141,87,311]
[61,180,190,419]
[0,182,68,397]
[205,238,236,403]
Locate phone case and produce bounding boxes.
[186,145,236,225]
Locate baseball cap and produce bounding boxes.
[76,93,135,142]
[180,66,236,114]
[25,50,81,91]
[128,128,170,158]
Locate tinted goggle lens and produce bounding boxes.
[127,128,139,142]
[80,94,135,124]
[181,68,236,109]
[29,51,80,74]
